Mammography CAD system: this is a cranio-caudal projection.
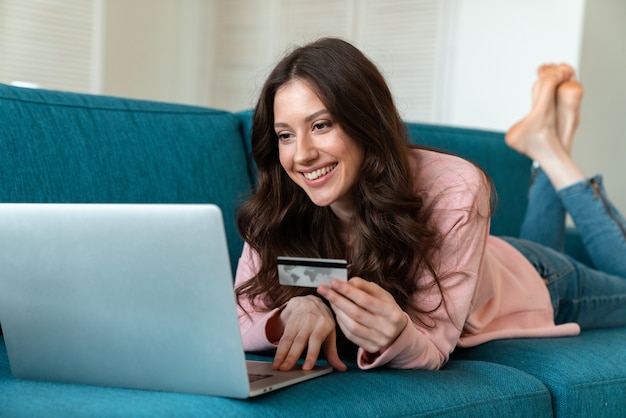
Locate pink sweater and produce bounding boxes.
[235,149,580,370]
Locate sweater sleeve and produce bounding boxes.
[234,243,283,352]
[358,153,492,370]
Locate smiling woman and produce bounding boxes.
[233,37,626,374]
[235,37,467,372]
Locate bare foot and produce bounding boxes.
[506,64,585,190]
[506,64,574,163]
[556,79,584,155]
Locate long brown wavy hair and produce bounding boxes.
[236,37,463,327]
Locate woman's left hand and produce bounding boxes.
[317,277,408,355]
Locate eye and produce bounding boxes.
[276,131,294,143]
[312,120,332,132]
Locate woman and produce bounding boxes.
[234,37,626,372]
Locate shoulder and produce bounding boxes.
[409,148,489,192]
[409,148,491,215]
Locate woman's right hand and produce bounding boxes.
[269,295,348,372]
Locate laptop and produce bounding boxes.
[0,203,332,398]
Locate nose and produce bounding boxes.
[293,132,318,165]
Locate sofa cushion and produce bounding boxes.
[0,84,252,270]
[0,336,552,417]
[453,328,626,417]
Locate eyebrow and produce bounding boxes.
[274,109,330,128]
[305,109,330,123]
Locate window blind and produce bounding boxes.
[357,0,445,122]
[0,0,98,92]
[211,0,447,122]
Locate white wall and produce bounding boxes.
[102,0,214,106]
[440,0,586,131]
[577,0,626,215]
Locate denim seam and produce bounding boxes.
[560,175,626,246]
[562,295,626,327]
[556,174,602,199]
[566,294,626,304]
[591,178,626,241]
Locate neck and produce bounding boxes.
[330,198,356,256]
[330,198,355,228]
[336,216,355,254]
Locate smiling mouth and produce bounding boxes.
[303,163,337,181]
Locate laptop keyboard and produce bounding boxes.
[248,373,273,383]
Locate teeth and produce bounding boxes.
[304,164,337,180]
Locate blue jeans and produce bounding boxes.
[502,169,626,329]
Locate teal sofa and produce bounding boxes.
[1,83,624,417]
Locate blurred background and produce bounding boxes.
[1,0,624,214]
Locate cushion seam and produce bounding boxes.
[0,96,225,117]
[412,389,550,418]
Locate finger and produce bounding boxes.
[319,287,379,346]
[301,336,322,371]
[272,339,291,370]
[323,284,376,326]
[334,279,399,318]
[331,291,409,353]
[318,282,364,314]
[333,307,379,351]
[273,331,308,371]
[334,277,392,304]
[322,331,348,371]
[301,316,341,370]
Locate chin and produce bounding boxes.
[305,194,336,208]
[308,199,333,208]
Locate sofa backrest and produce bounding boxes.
[0,83,532,273]
[0,84,252,272]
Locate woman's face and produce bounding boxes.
[274,79,364,222]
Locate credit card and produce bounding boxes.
[277,256,348,287]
